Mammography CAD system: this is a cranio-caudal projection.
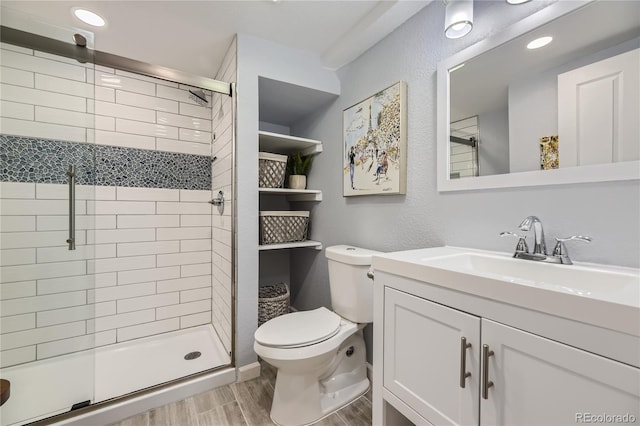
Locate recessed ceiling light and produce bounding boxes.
[73,8,106,27]
[527,36,553,50]
[506,0,532,4]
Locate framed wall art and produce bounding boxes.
[343,81,407,196]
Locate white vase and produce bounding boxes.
[288,175,307,189]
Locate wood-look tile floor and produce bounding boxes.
[112,362,372,426]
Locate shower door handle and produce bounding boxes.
[66,165,76,250]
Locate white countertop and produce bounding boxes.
[373,246,640,337]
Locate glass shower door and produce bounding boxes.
[0,9,97,425]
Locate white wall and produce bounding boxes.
[478,107,509,175]
[508,37,640,173]
[0,44,223,367]
[289,0,640,363]
[508,70,558,172]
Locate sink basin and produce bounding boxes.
[420,252,639,305]
[373,246,640,337]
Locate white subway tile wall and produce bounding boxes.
[210,37,236,354]
[0,43,236,367]
[0,184,215,366]
[449,142,476,178]
[0,42,215,156]
[449,117,479,178]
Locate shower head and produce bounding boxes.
[189,89,208,106]
[73,33,87,47]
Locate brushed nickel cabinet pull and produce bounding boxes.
[66,165,76,251]
[482,344,494,399]
[459,336,472,388]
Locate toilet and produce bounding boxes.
[254,245,380,426]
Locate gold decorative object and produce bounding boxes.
[540,135,559,170]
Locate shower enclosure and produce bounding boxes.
[449,116,479,179]
[0,9,235,426]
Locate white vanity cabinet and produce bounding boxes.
[481,319,640,426]
[383,288,480,425]
[375,272,640,426]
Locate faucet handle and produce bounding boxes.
[552,235,592,264]
[554,235,592,244]
[500,231,529,254]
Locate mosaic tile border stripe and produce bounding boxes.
[0,135,211,190]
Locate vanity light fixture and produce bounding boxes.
[72,8,106,27]
[506,0,532,4]
[527,36,553,50]
[444,0,473,39]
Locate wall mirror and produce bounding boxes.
[437,0,640,191]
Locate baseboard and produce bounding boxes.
[236,361,261,382]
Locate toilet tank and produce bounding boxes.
[325,245,381,323]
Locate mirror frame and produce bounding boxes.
[437,0,640,192]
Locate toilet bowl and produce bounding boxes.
[254,308,368,426]
[254,245,380,426]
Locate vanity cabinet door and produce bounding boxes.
[383,288,481,425]
[480,319,640,426]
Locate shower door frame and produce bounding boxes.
[0,26,232,96]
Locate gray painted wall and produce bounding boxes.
[235,33,340,368]
[478,107,509,176]
[289,0,640,363]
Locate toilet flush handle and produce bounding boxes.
[366,268,374,280]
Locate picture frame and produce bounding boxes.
[343,81,407,196]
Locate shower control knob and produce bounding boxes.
[209,190,224,206]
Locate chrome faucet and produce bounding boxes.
[518,216,547,255]
[501,216,591,264]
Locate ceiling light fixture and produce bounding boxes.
[445,0,473,39]
[72,8,106,27]
[506,0,532,4]
[527,36,553,50]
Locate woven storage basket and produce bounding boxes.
[259,211,309,244]
[258,282,290,325]
[259,152,287,188]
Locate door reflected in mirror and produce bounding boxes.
[447,0,640,181]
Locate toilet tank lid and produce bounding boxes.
[325,245,382,265]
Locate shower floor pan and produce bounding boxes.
[0,324,231,426]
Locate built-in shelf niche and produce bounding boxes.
[258,130,323,250]
[258,188,322,202]
[258,130,322,156]
[258,240,323,251]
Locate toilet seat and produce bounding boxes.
[255,307,341,348]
